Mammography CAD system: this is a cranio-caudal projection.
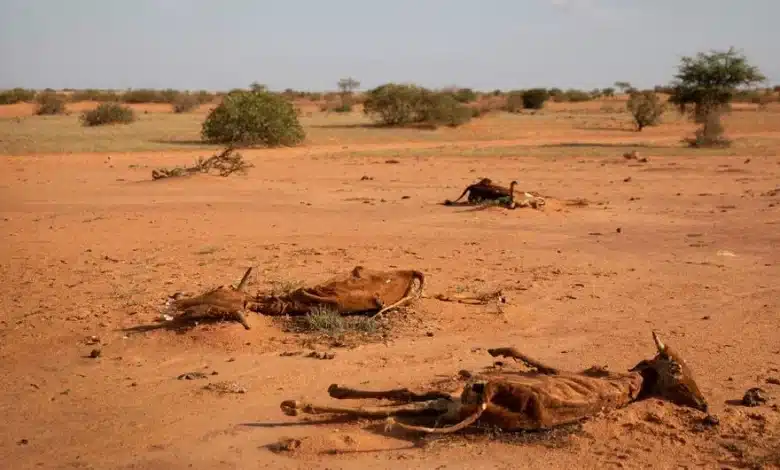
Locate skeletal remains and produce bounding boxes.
[164,266,425,329]
[280,332,709,434]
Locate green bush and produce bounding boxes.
[0,88,36,105]
[626,91,665,131]
[34,92,67,115]
[201,89,305,147]
[80,102,136,126]
[363,83,426,126]
[453,88,477,103]
[362,83,473,128]
[417,91,473,127]
[171,93,200,113]
[522,88,550,109]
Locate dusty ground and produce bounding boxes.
[1,106,780,469]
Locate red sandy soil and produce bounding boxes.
[1,143,779,469]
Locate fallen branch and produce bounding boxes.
[152,146,253,180]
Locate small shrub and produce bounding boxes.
[194,90,215,104]
[363,83,425,126]
[363,84,472,128]
[453,88,477,103]
[34,92,67,115]
[71,89,119,102]
[0,87,36,105]
[522,88,550,110]
[171,93,199,113]
[80,102,136,126]
[417,92,473,128]
[121,89,165,104]
[201,89,305,147]
[564,89,592,102]
[626,91,665,131]
[505,91,525,113]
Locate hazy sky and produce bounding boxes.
[0,0,777,91]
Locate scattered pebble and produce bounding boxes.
[306,351,335,360]
[177,372,208,380]
[89,349,101,359]
[203,381,247,394]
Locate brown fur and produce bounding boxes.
[444,178,518,207]
[255,266,425,316]
[280,332,708,434]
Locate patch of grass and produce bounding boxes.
[293,305,379,337]
[267,279,304,297]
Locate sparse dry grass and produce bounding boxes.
[1,99,779,156]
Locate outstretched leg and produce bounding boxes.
[328,384,452,402]
[487,348,559,375]
[280,399,450,419]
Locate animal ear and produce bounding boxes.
[629,359,651,373]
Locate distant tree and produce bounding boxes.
[336,77,360,112]
[249,82,267,93]
[602,87,615,98]
[522,89,550,109]
[614,81,632,93]
[668,47,765,147]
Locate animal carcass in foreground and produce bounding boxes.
[280,332,709,434]
[164,266,425,329]
[444,178,518,207]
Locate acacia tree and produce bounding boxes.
[337,77,360,111]
[614,81,632,94]
[669,47,765,147]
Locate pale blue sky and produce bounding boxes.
[0,0,777,91]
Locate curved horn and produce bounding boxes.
[652,331,666,353]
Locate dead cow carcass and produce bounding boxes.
[280,332,708,434]
[164,266,425,329]
[444,178,518,207]
[256,265,425,316]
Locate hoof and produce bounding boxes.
[280,400,300,416]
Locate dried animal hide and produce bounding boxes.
[255,266,425,316]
